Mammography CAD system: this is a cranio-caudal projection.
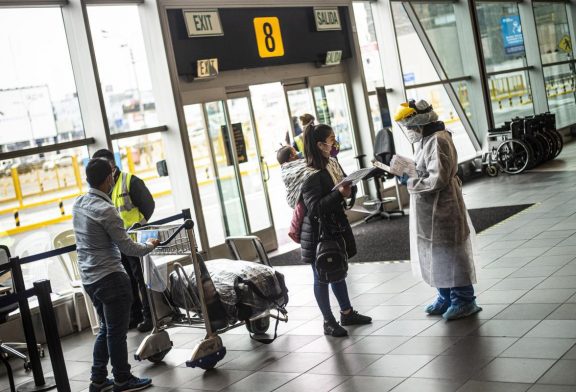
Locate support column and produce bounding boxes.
[519,1,549,114]
[454,0,493,147]
[370,0,412,157]
[138,0,209,252]
[61,0,111,154]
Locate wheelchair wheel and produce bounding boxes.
[148,348,171,363]
[246,316,270,334]
[497,139,532,174]
[485,165,499,177]
[549,129,563,157]
[523,135,545,168]
[536,133,554,162]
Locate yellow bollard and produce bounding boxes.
[72,155,83,193]
[59,199,65,216]
[14,209,20,227]
[126,148,136,174]
[11,168,23,208]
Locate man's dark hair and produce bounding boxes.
[276,146,293,165]
[86,158,112,188]
[92,149,115,163]
[303,123,332,170]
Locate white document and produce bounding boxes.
[372,155,417,178]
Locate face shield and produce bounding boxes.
[393,100,439,144]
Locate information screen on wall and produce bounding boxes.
[167,7,353,77]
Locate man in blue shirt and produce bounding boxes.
[72,158,158,392]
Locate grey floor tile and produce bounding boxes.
[147,367,204,388]
[295,336,363,353]
[364,305,415,320]
[273,374,349,392]
[329,375,404,392]
[220,371,300,392]
[477,290,528,305]
[254,335,320,352]
[490,278,546,291]
[528,385,576,392]
[476,268,518,280]
[473,358,556,383]
[538,360,576,385]
[494,304,560,320]
[471,320,540,337]
[534,231,576,240]
[418,318,484,337]
[537,276,576,290]
[259,352,332,373]
[390,377,463,392]
[500,338,576,359]
[563,344,576,359]
[511,266,561,278]
[219,350,290,371]
[456,380,531,392]
[517,289,576,304]
[342,336,410,354]
[345,320,391,336]
[505,248,549,259]
[412,354,492,381]
[370,320,438,336]
[390,336,461,355]
[526,321,576,338]
[547,304,576,320]
[352,293,397,306]
[179,369,252,391]
[441,336,518,358]
[308,353,382,376]
[359,354,434,377]
[485,240,527,250]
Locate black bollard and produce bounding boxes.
[10,258,56,392]
[34,280,70,392]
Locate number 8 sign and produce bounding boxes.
[253,17,284,58]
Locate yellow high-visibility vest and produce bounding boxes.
[111,172,145,229]
[294,135,304,153]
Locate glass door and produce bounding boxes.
[225,96,273,234]
[312,83,358,176]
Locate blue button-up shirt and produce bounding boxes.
[72,188,154,285]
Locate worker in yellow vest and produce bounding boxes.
[93,149,155,332]
[293,113,314,155]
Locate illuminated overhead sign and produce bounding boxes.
[183,9,223,37]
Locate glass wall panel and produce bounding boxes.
[353,2,385,91]
[392,2,440,86]
[406,84,477,161]
[489,70,535,126]
[1,146,90,292]
[88,5,159,134]
[0,8,84,152]
[534,3,573,65]
[111,133,176,221]
[544,64,576,128]
[476,3,528,73]
[411,3,465,79]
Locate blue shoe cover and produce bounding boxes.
[425,298,450,315]
[442,302,482,321]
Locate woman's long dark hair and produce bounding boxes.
[303,123,333,170]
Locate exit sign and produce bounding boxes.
[183,9,223,37]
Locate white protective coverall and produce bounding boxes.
[407,128,477,288]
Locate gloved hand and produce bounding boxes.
[397,173,409,186]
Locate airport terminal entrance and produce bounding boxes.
[182,74,358,254]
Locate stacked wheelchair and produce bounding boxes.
[483,112,563,176]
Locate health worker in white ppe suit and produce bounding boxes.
[393,99,482,321]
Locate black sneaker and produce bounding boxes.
[89,379,113,392]
[323,319,348,337]
[340,309,372,326]
[113,376,152,392]
[137,319,153,333]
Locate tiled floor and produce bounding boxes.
[4,145,576,392]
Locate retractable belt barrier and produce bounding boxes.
[5,208,193,392]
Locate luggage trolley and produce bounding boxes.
[129,211,288,370]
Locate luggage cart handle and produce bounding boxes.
[158,219,195,247]
[225,236,271,267]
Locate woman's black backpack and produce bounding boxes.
[315,217,348,283]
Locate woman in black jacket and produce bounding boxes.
[300,123,372,337]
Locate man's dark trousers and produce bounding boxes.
[121,253,151,323]
[84,272,133,383]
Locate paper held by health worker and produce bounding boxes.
[372,155,417,178]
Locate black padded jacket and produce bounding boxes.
[299,170,357,264]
